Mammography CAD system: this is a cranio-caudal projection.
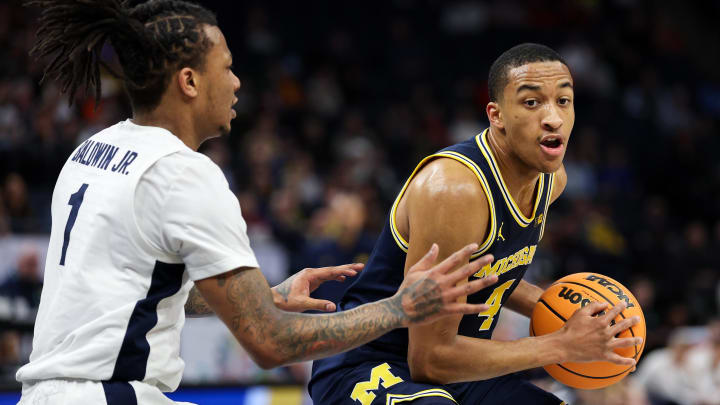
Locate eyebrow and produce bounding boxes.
[516,84,541,94]
[516,81,574,94]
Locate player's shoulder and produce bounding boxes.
[154,149,226,187]
[160,148,219,172]
[404,156,490,225]
[409,157,486,201]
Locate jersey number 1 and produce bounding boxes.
[60,183,89,266]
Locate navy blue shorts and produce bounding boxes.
[310,360,565,404]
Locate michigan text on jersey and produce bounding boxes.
[472,245,537,278]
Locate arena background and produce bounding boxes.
[1,0,720,404]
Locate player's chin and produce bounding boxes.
[537,156,565,174]
[219,121,232,135]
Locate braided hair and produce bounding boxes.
[28,0,217,111]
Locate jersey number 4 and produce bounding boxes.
[60,183,89,266]
[477,279,515,331]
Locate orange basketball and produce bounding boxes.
[530,272,646,389]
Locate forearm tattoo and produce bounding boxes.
[185,285,214,317]
[218,268,444,364]
[271,275,293,307]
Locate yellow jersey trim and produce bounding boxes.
[476,129,544,228]
[386,388,458,404]
[539,172,555,241]
[389,152,497,258]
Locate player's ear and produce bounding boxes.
[177,67,199,99]
[486,101,504,130]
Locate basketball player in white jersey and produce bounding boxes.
[17,1,501,404]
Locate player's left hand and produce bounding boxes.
[271,263,364,312]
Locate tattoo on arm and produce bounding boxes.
[271,275,293,307]
[185,285,214,317]
[215,268,444,364]
[401,278,442,323]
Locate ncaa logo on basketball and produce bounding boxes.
[584,275,635,308]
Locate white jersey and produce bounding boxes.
[16,120,259,393]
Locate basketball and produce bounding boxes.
[530,273,646,389]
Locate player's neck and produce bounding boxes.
[132,106,201,151]
[487,127,541,209]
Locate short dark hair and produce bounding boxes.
[28,0,217,112]
[488,43,568,102]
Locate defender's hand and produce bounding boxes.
[559,301,643,365]
[395,243,498,326]
[272,263,364,312]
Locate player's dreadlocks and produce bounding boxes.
[28,0,217,111]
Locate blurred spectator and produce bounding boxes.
[2,173,33,233]
[683,319,720,405]
[0,195,10,237]
[306,67,344,118]
[635,326,709,405]
[448,104,485,144]
[0,331,21,379]
[303,192,376,305]
[0,246,42,322]
[573,378,650,405]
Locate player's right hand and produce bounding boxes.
[395,243,497,326]
[559,301,643,365]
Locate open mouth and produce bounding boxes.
[540,136,562,149]
[230,98,238,118]
[539,135,564,157]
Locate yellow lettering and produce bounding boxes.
[518,247,529,266]
[473,264,487,279]
[473,245,538,278]
[474,258,504,278]
[527,245,537,264]
[497,258,509,275]
[350,363,403,405]
[505,255,515,274]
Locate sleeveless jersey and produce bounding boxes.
[311,129,555,388]
[16,120,258,393]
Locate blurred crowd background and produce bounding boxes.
[1,0,720,404]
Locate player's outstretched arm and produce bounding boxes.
[193,243,498,369]
[185,263,365,317]
[270,263,364,312]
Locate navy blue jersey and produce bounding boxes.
[311,129,556,396]
[310,360,563,405]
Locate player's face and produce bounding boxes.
[198,25,241,136]
[498,61,574,173]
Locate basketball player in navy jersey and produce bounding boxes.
[310,43,644,404]
[17,1,501,404]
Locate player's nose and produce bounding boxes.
[541,104,563,131]
[232,72,241,92]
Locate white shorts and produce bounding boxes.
[18,379,196,405]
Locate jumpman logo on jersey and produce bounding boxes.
[497,222,505,242]
[535,214,544,227]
